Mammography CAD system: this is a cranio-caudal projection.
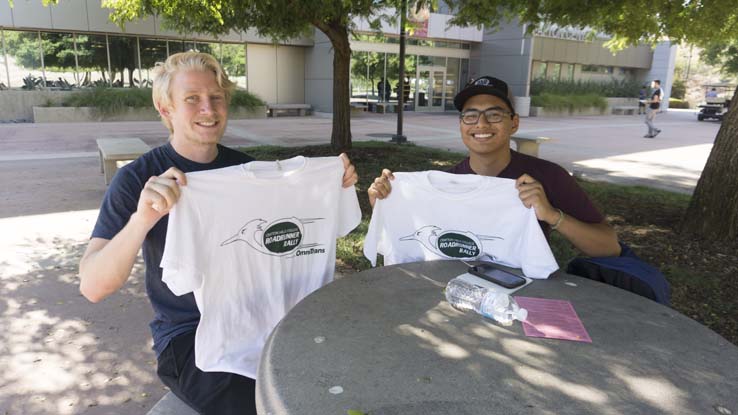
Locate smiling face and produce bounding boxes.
[159,69,229,153]
[459,94,519,160]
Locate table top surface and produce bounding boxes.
[256,261,738,415]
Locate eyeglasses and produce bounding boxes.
[459,107,514,125]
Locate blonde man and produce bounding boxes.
[79,52,357,414]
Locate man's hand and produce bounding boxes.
[134,167,187,228]
[339,153,358,188]
[515,174,560,225]
[368,169,395,207]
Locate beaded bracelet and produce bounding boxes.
[551,209,564,231]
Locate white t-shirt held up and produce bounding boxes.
[363,171,558,279]
[161,156,361,378]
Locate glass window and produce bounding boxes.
[350,51,371,104]
[405,55,417,108]
[168,40,186,55]
[445,57,459,111]
[460,58,469,86]
[76,34,110,86]
[535,61,547,79]
[139,38,168,87]
[39,32,77,88]
[3,30,45,89]
[194,42,218,55]
[550,63,561,80]
[221,43,246,89]
[107,35,139,87]
[1,30,10,88]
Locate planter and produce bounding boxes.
[32,105,267,123]
[1,90,79,122]
[529,106,606,117]
[513,96,531,117]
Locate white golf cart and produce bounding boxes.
[697,83,735,121]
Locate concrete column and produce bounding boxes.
[645,41,677,111]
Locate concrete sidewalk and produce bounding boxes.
[0,109,721,414]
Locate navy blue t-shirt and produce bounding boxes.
[91,142,254,356]
[447,150,604,238]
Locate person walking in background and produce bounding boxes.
[644,79,663,138]
[638,85,647,115]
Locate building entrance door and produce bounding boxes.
[415,66,446,112]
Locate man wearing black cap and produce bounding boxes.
[368,76,620,258]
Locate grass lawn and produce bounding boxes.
[242,141,738,346]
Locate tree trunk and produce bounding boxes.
[681,87,738,240]
[315,21,352,153]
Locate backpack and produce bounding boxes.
[566,243,670,306]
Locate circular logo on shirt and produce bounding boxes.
[263,221,303,253]
[437,232,480,258]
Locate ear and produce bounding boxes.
[156,101,171,119]
[510,114,520,134]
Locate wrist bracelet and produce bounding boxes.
[551,209,564,231]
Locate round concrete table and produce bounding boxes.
[256,261,738,415]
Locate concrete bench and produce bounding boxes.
[510,133,551,157]
[267,104,311,117]
[612,106,639,115]
[350,103,368,114]
[370,102,397,114]
[146,392,198,415]
[96,137,151,185]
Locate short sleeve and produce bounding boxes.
[160,187,207,296]
[92,167,142,240]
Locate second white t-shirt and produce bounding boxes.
[363,171,558,279]
[161,156,361,378]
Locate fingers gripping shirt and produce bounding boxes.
[363,171,558,279]
[161,156,361,378]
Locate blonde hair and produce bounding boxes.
[152,51,235,132]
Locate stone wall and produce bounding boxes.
[0,90,79,122]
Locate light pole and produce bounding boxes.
[391,0,408,143]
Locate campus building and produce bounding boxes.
[1,1,676,117]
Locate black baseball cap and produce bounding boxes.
[453,76,515,114]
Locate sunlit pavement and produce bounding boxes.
[0,108,722,413]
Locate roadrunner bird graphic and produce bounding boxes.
[221,216,323,256]
[400,225,502,259]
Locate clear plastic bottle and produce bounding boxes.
[478,290,528,326]
[445,277,528,326]
[444,277,487,312]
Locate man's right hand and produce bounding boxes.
[79,167,187,303]
[367,169,394,207]
[134,167,187,227]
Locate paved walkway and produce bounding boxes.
[0,109,722,414]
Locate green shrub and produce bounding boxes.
[62,87,153,116]
[671,79,687,100]
[60,87,265,115]
[669,98,690,109]
[530,78,641,97]
[531,93,607,112]
[230,89,265,109]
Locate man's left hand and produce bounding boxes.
[339,153,358,188]
[515,174,560,225]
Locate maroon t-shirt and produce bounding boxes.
[447,151,604,237]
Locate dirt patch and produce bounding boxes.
[605,195,738,346]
